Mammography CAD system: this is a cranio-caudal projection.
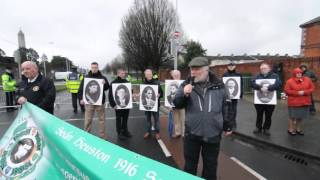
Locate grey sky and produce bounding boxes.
[0,0,319,69]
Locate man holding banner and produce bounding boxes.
[251,63,282,136]
[108,68,132,139]
[79,62,109,139]
[17,61,56,114]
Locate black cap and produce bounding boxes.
[227,61,236,66]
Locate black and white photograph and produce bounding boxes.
[222,77,241,99]
[165,80,184,107]
[112,83,132,109]
[254,79,277,105]
[10,138,34,164]
[139,84,158,112]
[83,78,104,105]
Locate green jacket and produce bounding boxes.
[1,73,16,92]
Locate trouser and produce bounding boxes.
[173,108,185,136]
[254,104,275,130]
[115,109,130,134]
[230,99,238,128]
[145,111,160,133]
[5,91,15,112]
[310,94,316,112]
[184,134,220,180]
[84,104,106,138]
[71,93,84,111]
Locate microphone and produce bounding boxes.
[190,76,195,87]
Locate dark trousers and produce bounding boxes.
[145,111,160,133]
[184,135,220,180]
[254,104,275,130]
[115,109,130,134]
[310,94,316,112]
[230,99,238,128]
[5,91,15,112]
[71,93,84,111]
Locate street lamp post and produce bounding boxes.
[41,54,48,77]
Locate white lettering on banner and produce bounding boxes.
[144,171,158,180]
[55,127,74,141]
[73,137,111,164]
[113,158,138,177]
[60,168,79,180]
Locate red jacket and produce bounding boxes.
[284,68,314,107]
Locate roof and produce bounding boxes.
[300,16,320,28]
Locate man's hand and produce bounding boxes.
[261,87,268,92]
[80,99,85,105]
[223,131,233,137]
[17,97,27,105]
[184,84,193,96]
[102,79,106,84]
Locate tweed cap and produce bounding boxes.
[188,57,209,67]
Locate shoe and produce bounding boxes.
[296,131,304,136]
[263,129,271,136]
[253,128,262,134]
[123,131,132,138]
[118,133,126,140]
[310,111,316,116]
[143,133,150,139]
[287,130,296,136]
[73,109,78,113]
[155,133,161,140]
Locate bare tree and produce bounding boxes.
[119,0,177,72]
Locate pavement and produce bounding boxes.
[233,95,320,162]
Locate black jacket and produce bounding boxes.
[251,71,282,91]
[17,73,56,114]
[143,78,163,108]
[223,70,243,98]
[78,71,109,104]
[108,76,129,108]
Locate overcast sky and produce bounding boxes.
[1,0,319,69]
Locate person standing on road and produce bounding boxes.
[1,67,17,112]
[299,64,318,115]
[173,57,233,180]
[251,63,282,136]
[222,61,243,129]
[79,62,109,139]
[143,69,163,140]
[108,68,132,140]
[17,61,56,114]
[66,66,84,113]
[169,70,185,138]
[285,68,314,136]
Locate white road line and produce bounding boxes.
[230,157,267,180]
[157,139,172,157]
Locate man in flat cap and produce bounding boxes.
[174,57,233,180]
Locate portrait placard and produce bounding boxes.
[164,80,184,107]
[254,79,277,105]
[83,78,104,105]
[139,84,158,112]
[222,77,241,99]
[112,83,132,109]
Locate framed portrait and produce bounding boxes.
[83,78,104,105]
[164,80,184,107]
[254,79,277,105]
[112,83,132,109]
[222,77,241,99]
[139,84,158,112]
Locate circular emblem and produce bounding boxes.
[32,86,39,92]
[0,127,43,178]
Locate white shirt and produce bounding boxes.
[28,74,39,83]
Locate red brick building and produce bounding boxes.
[300,16,320,57]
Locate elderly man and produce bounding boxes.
[108,68,132,139]
[251,63,282,136]
[174,57,233,180]
[17,61,56,114]
[79,62,109,139]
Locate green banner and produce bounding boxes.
[0,102,202,180]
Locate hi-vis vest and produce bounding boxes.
[66,73,83,93]
[1,73,16,92]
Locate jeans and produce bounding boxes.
[254,104,275,130]
[145,111,160,133]
[115,109,130,134]
[184,134,220,180]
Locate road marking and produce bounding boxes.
[65,115,146,122]
[157,139,172,157]
[230,157,267,180]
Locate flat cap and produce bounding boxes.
[188,57,209,67]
